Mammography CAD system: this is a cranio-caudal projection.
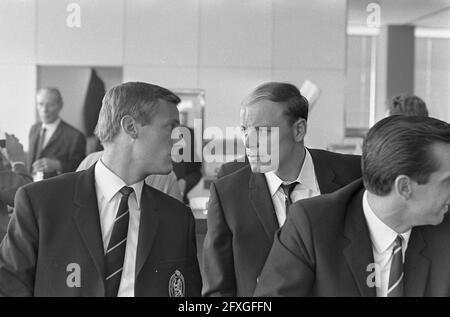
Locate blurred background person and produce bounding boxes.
[172,111,202,205]
[0,133,32,240]
[388,94,429,117]
[28,88,86,180]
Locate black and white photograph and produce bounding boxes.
[0,0,450,303]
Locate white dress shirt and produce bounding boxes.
[265,149,321,226]
[95,159,144,297]
[40,118,61,148]
[362,190,411,297]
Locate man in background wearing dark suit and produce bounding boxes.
[202,82,362,297]
[28,88,86,180]
[255,115,450,297]
[0,82,202,296]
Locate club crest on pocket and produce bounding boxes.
[169,269,185,297]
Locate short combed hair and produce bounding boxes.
[389,94,429,117]
[37,87,63,106]
[95,82,180,143]
[362,115,450,196]
[243,82,309,125]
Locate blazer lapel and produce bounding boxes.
[72,164,106,287]
[309,149,342,194]
[28,123,41,169]
[343,188,377,297]
[135,185,160,278]
[404,228,430,296]
[248,172,279,241]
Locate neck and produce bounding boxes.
[366,191,412,233]
[43,117,60,125]
[102,144,144,185]
[275,145,305,182]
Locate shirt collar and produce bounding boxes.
[265,148,318,196]
[94,158,144,208]
[42,117,61,131]
[362,190,411,253]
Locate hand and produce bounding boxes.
[32,158,61,174]
[4,133,26,163]
[178,179,187,195]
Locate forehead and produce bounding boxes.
[36,90,58,103]
[240,99,286,127]
[429,142,450,181]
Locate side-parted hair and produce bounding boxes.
[242,82,309,125]
[362,115,450,196]
[95,82,180,143]
[389,94,429,117]
[37,87,63,106]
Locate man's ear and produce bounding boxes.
[394,175,412,200]
[120,115,138,139]
[292,118,307,142]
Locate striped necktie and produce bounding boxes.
[387,235,404,297]
[280,182,299,216]
[104,186,133,297]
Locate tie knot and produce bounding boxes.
[119,186,133,197]
[395,235,403,248]
[281,182,299,197]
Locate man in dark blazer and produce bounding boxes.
[0,82,202,296]
[255,116,450,297]
[202,82,362,297]
[28,88,86,180]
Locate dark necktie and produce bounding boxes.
[35,127,47,160]
[280,182,299,216]
[387,235,404,297]
[104,186,133,297]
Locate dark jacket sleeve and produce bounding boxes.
[0,165,32,207]
[185,208,202,297]
[254,203,315,297]
[0,186,38,296]
[60,131,86,173]
[201,183,236,297]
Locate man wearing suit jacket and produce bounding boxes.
[28,88,86,180]
[255,115,450,297]
[0,82,202,296]
[202,82,362,297]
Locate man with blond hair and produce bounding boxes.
[0,82,202,297]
